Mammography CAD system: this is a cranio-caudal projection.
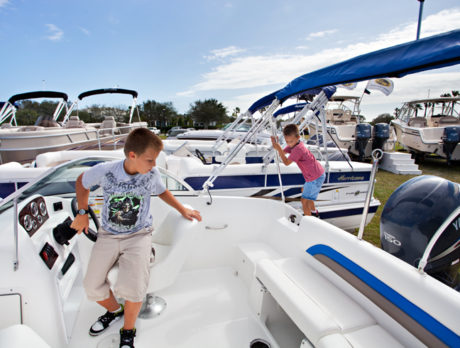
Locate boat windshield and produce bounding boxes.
[397,98,460,123]
[222,123,251,132]
[0,157,193,215]
[0,157,115,214]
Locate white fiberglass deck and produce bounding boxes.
[70,268,275,348]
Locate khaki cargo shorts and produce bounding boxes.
[83,226,153,303]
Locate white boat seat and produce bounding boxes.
[65,116,85,128]
[316,325,404,348]
[0,324,51,348]
[235,243,281,287]
[439,116,459,125]
[100,116,118,135]
[255,257,400,347]
[18,125,45,132]
[147,209,198,292]
[407,117,427,128]
[107,209,198,312]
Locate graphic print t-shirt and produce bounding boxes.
[82,160,166,234]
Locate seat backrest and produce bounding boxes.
[439,116,459,125]
[407,117,427,128]
[148,209,199,292]
[65,116,84,128]
[101,116,116,129]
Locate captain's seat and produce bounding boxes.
[108,208,199,318]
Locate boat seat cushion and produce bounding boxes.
[235,243,281,286]
[317,325,404,348]
[407,117,427,127]
[255,257,400,346]
[439,116,459,125]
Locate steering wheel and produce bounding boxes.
[195,148,207,164]
[71,197,100,242]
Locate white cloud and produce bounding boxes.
[306,29,338,40]
[45,24,63,41]
[179,8,460,104]
[0,0,9,8]
[79,26,90,35]
[205,46,245,61]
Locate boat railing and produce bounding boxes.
[357,149,383,240]
[0,124,144,152]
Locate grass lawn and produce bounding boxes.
[357,154,460,247]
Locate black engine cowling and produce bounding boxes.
[442,126,460,164]
[354,123,371,161]
[372,123,390,150]
[380,175,460,289]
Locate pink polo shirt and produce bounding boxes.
[284,141,324,182]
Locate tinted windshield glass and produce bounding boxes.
[0,157,115,214]
[0,156,193,215]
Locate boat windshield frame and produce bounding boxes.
[0,156,195,215]
[397,97,460,123]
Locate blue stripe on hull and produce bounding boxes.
[185,171,371,191]
[306,244,460,347]
[319,204,378,219]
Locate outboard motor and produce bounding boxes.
[380,175,460,290]
[354,123,371,161]
[442,126,460,164]
[372,123,390,151]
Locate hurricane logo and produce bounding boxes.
[375,79,391,87]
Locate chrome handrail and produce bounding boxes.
[357,149,383,240]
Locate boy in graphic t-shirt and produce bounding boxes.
[71,128,201,348]
[271,123,325,217]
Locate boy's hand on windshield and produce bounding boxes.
[181,208,202,222]
[70,214,89,235]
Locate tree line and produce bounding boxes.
[9,98,238,131]
[8,90,458,129]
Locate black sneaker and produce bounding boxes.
[120,328,136,348]
[311,210,320,218]
[89,304,124,336]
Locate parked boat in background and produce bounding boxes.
[392,96,460,164]
[0,89,146,164]
[308,95,397,161]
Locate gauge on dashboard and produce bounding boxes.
[23,215,33,231]
[39,201,47,216]
[30,201,39,216]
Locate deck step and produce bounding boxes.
[379,151,422,175]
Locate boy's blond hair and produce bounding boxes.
[283,124,300,137]
[124,128,163,156]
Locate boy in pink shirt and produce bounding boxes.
[271,124,325,216]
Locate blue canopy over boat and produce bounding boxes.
[248,89,280,114]
[273,103,308,117]
[248,86,336,114]
[276,29,460,102]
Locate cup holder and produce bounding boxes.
[250,338,271,348]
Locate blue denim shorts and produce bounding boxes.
[301,173,325,200]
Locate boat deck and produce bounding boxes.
[69,267,276,348]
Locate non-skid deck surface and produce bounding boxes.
[69,268,273,348]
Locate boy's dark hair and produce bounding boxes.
[124,128,163,156]
[283,124,300,137]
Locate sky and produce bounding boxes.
[0,0,459,121]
